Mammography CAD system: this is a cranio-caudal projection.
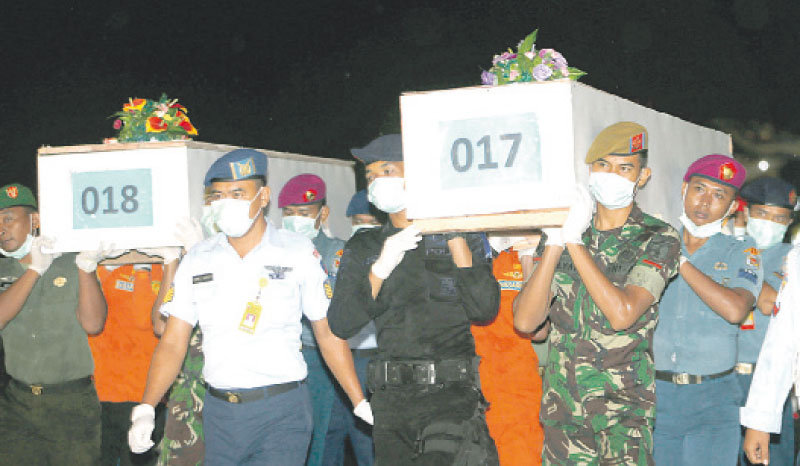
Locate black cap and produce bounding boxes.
[350,134,402,164]
[740,177,797,210]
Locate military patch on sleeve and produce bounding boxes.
[737,268,758,284]
[642,259,662,270]
[644,235,673,263]
[323,278,333,299]
[746,255,760,268]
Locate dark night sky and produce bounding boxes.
[2,0,798,190]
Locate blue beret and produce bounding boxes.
[204,148,268,187]
[741,177,797,210]
[346,190,370,217]
[350,134,403,164]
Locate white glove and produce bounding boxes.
[541,228,564,247]
[127,403,155,454]
[28,237,62,275]
[371,225,422,279]
[562,185,595,244]
[175,217,204,251]
[353,399,374,425]
[138,247,181,264]
[76,243,126,273]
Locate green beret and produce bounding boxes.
[0,183,36,210]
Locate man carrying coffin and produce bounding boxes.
[127,149,368,465]
[0,183,117,463]
[653,154,762,465]
[327,134,501,465]
[514,122,681,464]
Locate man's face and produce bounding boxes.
[282,203,326,229]
[351,213,380,227]
[590,154,650,187]
[682,176,737,226]
[209,179,270,219]
[365,161,404,184]
[748,204,792,226]
[0,206,36,253]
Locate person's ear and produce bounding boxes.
[318,205,330,227]
[259,186,271,208]
[637,167,652,189]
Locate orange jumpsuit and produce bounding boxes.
[471,249,543,465]
[89,265,162,402]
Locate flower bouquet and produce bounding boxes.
[111,94,198,142]
[481,30,586,86]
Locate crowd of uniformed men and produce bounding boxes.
[0,122,797,465]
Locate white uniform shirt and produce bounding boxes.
[740,244,800,433]
[168,222,330,389]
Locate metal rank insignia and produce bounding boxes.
[238,301,262,334]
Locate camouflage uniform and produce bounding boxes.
[537,205,680,465]
[157,326,205,466]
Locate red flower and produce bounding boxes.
[146,117,168,132]
[113,119,123,130]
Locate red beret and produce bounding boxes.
[683,154,747,190]
[278,174,326,208]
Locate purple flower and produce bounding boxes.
[481,70,497,85]
[532,64,553,81]
[554,56,568,69]
[493,51,517,65]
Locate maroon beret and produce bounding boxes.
[683,154,747,190]
[278,174,326,208]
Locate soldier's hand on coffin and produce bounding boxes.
[76,242,126,273]
[562,185,595,244]
[138,247,181,264]
[174,217,204,252]
[371,225,422,279]
[542,228,564,247]
[28,236,62,276]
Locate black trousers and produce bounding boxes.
[100,401,166,466]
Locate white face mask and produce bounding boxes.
[200,204,218,237]
[211,187,263,238]
[351,224,379,236]
[588,172,637,210]
[747,218,788,249]
[282,213,319,240]
[0,233,33,260]
[0,213,34,260]
[679,187,733,238]
[368,177,406,214]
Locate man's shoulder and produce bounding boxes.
[638,211,679,237]
[271,228,317,257]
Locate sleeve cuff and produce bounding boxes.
[740,406,783,433]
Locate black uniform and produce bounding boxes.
[328,224,500,465]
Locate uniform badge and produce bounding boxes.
[259,277,269,289]
[53,276,67,287]
[192,273,213,284]
[629,132,645,152]
[503,270,523,279]
[264,265,292,279]
[746,256,760,268]
[114,279,134,292]
[744,247,760,256]
[719,161,737,181]
[713,262,728,271]
[5,186,18,199]
[323,279,333,299]
[151,281,161,295]
[303,189,317,202]
[737,268,758,285]
[229,157,255,180]
[238,301,262,334]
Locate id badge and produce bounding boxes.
[238,301,262,334]
[740,310,755,330]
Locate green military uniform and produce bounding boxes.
[0,252,102,464]
[157,325,206,466]
[537,205,680,465]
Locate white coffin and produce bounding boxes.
[38,141,355,253]
[400,81,732,231]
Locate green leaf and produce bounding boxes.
[518,29,538,54]
[568,67,587,80]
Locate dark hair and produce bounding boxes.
[636,149,648,168]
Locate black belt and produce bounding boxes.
[655,367,734,385]
[368,358,476,389]
[10,376,93,396]
[207,380,303,404]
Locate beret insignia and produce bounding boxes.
[719,162,736,182]
[303,189,317,202]
[6,186,18,199]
